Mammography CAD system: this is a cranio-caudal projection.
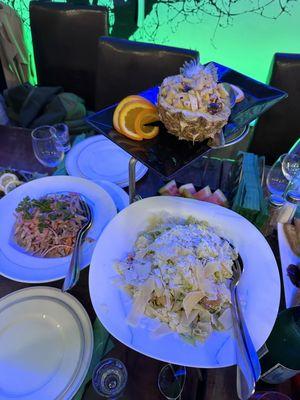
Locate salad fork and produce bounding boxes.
[62,197,92,292]
[230,254,261,400]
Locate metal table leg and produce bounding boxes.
[129,157,142,204]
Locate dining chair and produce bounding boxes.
[29,1,109,110]
[0,61,6,93]
[94,37,199,110]
[249,53,300,164]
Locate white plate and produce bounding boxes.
[89,196,280,368]
[0,287,93,400]
[0,176,116,282]
[97,180,128,212]
[65,135,148,188]
[277,223,300,307]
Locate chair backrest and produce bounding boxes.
[249,53,300,164]
[0,60,6,93]
[95,37,199,110]
[30,1,108,109]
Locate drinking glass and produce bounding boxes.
[158,364,186,400]
[92,358,127,399]
[31,126,64,167]
[266,154,289,195]
[53,123,71,152]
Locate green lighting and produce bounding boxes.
[3,0,300,85]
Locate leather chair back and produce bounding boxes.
[0,61,6,93]
[95,37,199,110]
[30,1,108,109]
[249,53,300,164]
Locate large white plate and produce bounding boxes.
[277,223,300,307]
[65,135,148,188]
[89,196,280,368]
[0,287,93,400]
[0,176,116,282]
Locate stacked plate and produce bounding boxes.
[65,135,148,188]
[0,287,93,400]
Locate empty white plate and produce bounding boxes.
[65,135,148,188]
[0,287,93,400]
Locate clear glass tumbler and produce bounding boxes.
[92,358,128,399]
[31,126,64,167]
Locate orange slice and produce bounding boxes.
[230,84,245,103]
[113,95,155,133]
[118,101,156,141]
[134,109,160,139]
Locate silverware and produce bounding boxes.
[230,253,261,399]
[129,157,142,204]
[62,197,92,292]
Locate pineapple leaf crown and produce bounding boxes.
[180,58,218,82]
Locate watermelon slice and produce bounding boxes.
[178,183,196,195]
[193,186,212,201]
[158,180,179,196]
[205,189,228,207]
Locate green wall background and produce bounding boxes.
[127,0,300,82]
[4,0,300,83]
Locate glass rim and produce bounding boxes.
[158,363,187,398]
[251,392,292,400]
[278,153,288,162]
[288,137,300,153]
[52,122,68,129]
[31,125,57,140]
[92,357,128,397]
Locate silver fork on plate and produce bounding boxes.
[230,254,261,400]
[62,197,92,292]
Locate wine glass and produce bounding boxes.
[282,138,300,181]
[31,126,64,167]
[266,154,289,195]
[92,358,128,399]
[158,364,186,400]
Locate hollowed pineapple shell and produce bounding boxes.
[157,103,230,142]
[157,74,231,143]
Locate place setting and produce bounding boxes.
[30,124,131,211]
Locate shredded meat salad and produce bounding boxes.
[14,193,87,258]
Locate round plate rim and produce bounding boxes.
[0,175,116,283]
[0,286,93,400]
[65,135,147,187]
[89,196,280,368]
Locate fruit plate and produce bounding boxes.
[87,62,286,179]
